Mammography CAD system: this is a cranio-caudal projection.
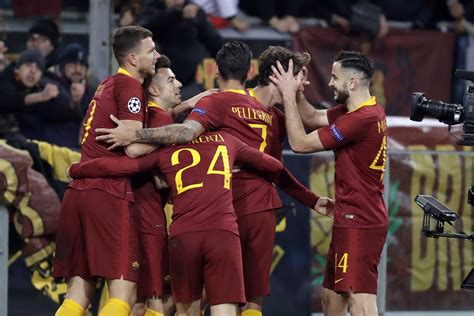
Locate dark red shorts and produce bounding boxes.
[237,210,276,298]
[137,232,171,299]
[53,188,139,282]
[323,227,387,294]
[168,230,245,305]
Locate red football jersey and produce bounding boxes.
[70,68,146,201]
[187,89,281,216]
[318,97,388,228]
[69,131,283,237]
[132,102,174,235]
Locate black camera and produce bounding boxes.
[410,69,474,146]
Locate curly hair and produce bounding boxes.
[257,46,311,86]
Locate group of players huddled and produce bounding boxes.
[53,25,388,316]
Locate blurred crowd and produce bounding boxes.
[0,0,472,151]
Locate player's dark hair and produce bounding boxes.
[216,41,252,84]
[334,50,374,80]
[257,46,311,86]
[112,26,153,66]
[143,55,171,91]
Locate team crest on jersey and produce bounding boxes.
[128,97,141,113]
[330,124,344,142]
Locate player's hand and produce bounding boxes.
[313,197,334,218]
[269,59,304,100]
[152,172,169,189]
[66,164,73,181]
[174,88,218,115]
[95,114,136,150]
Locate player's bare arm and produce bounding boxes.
[135,119,204,144]
[96,115,204,149]
[119,119,157,158]
[295,91,329,129]
[121,119,158,158]
[270,59,325,153]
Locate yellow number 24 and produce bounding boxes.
[171,145,231,194]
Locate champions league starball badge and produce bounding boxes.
[128,97,141,113]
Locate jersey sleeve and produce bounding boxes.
[69,151,160,178]
[186,96,228,131]
[327,104,347,124]
[115,76,146,122]
[318,112,366,150]
[231,134,283,175]
[276,167,319,208]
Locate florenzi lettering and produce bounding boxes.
[231,106,273,125]
[191,134,225,144]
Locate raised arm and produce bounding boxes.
[296,91,329,130]
[172,89,218,116]
[95,115,205,150]
[270,60,325,153]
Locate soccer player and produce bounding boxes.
[53,26,159,316]
[129,55,179,316]
[270,51,388,316]
[129,53,215,316]
[68,130,285,316]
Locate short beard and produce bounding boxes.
[334,85,349,104]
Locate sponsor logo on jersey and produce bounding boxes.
[128,97,141,113]
[330,124,344,142]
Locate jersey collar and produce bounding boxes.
[147,101,162,109]
[224,88,260,102]
[117,67,133,78]
[348,96,377,113]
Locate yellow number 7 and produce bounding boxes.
[248,123,268,152]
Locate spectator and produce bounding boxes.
[371,0,436,29]
[116,0,143,26]
[239,0,303,33]
[0,48,81,148]
[192,0,249,32]
[26,17,61,69]
[0,49,54,143]
[441,0,474,34]
[138,0,224,99]
[312,0,388,38]
[55,43,98,116]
